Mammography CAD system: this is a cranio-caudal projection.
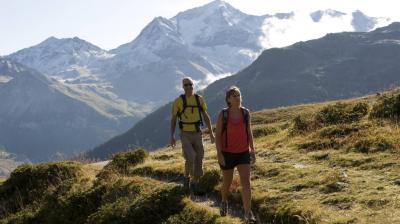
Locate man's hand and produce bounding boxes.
[170,136,176,148]
[209,133,215,144]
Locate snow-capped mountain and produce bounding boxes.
[7,0,392,107]
[103,0,391,104]
[8,36,112,79]
[104,16,226,104]
[170,0,267,73]
[7,37,152,120]
[0,58,148,161]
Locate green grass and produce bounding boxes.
[2,89,400,223]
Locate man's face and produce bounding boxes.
[182,79,193,94]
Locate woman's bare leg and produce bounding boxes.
[237,164,251,214]
[221,169,234,202]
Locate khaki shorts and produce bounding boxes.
[180,131,204,179]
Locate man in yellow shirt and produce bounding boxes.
[170,77,215,194]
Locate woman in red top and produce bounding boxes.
[215,86,256,223]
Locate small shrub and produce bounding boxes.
[298,139,340,152]
[252,126,278,138]
[153,154,174,161]
[1,208,39,224]
[330,157,374,168]
[290,115,313,134]
[165,198,218,224]
[87,184,185,224]
[311,152,330,161]
[320,171,348,194]
[317,103,348,124]
[320,182,348,194]
[317,102,369,125]
[361,198,390,208]
[198,170,221,193]
[131,166,184,181]
[37,178,142,224]
[254,167,280,178]
[322,197,353,210]
[351,102,369,119]
[125,184,185,224]
[370,93,400,120]
[353,137,394,153]
[0,161,81,217]
[319,124,359,138]
[86,197,131,224]
[103,148,148,174]
[258,202,318,224]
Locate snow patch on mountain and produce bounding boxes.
[0,76,13,83]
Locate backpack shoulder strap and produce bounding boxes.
[222,108,229,148]
[178,94,187,115]
[222,108,229,128]
[194,94,203,111]
[180,94,187,109]
[241,107,250,144]
[241,107,249,126]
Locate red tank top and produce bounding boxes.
[221,111,249,153]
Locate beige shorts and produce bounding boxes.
[180,131,204,179]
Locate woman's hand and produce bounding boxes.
[250,151,256,164]
[217,152,225,166]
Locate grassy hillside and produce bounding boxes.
[1,88,400,223]
[87,22,400,157]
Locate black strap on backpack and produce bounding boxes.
[222,107,249,148]
[177,94,204,132]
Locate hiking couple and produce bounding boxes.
[170,77,257,223]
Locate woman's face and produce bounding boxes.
[228,90,241,107]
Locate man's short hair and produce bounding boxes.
[182,77,194,84]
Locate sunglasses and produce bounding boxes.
[183,83,193,87]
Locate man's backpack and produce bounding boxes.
[222,107,249,148]
[177,94,204,132]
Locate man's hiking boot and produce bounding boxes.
[244,211,257,224]
[190,182,200,195]
[183,177,190,190]
[220,201,228,216]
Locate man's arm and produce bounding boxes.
[170,114,177,147]
[202,110,215,143]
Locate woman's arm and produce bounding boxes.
[247,112,256,164]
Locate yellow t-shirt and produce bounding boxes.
[172,94,207,132]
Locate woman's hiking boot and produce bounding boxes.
[220,201,228,216]
[183,177,190,190]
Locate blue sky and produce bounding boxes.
[0,0,398,55]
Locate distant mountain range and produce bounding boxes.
[8,0,391,104]
[86,22,400,159]
[0,58,147,161]
[2,0,394,161]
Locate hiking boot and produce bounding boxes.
[190,182,200,195]
[244,211,256,224]
[220,201,228,216]
[183,177,190,190]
